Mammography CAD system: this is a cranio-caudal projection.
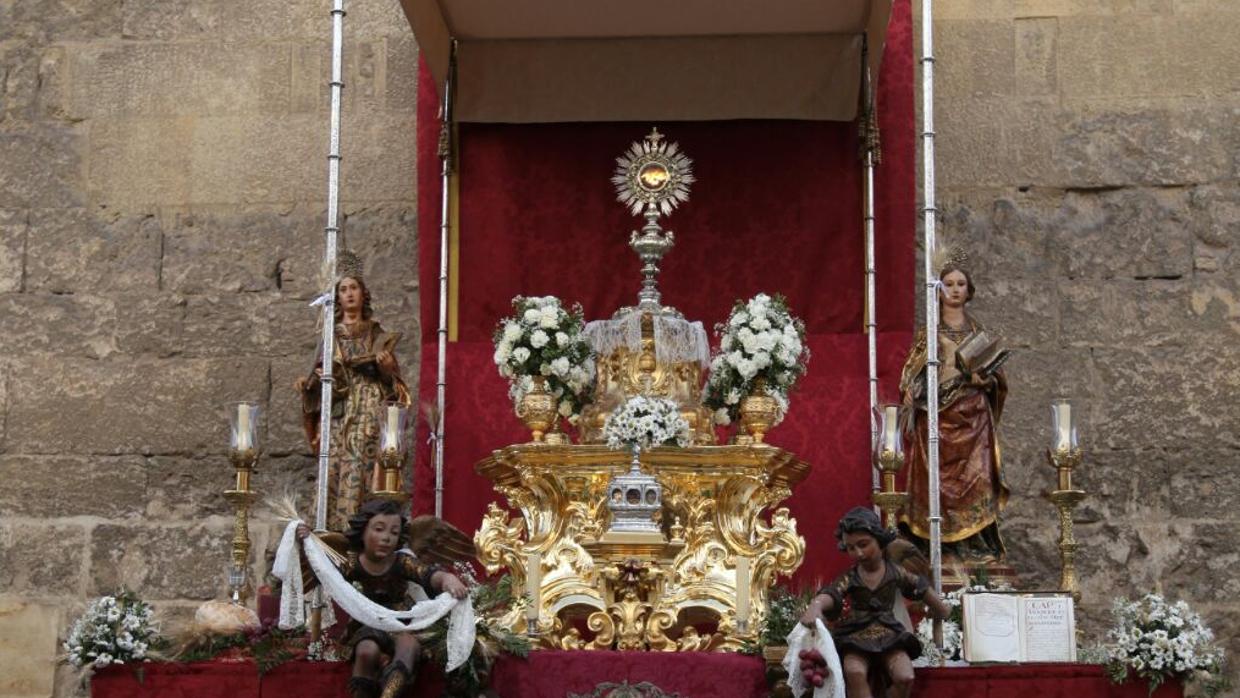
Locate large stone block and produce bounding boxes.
[0,600,60,698]
[65,42,291,120]
[935,20,1015,100]
[178,293,315,358]
[995,346,1096,454]
[1189,184,1240,274]
[1053,188,1194,280]
[26,208,161,294]
[939,190,1066,279]
[0,124,85,209]
[89,521,232,599]
[0,209,24,293]
[967,276,1058,347]
[1053,104,1237,187]
[144,455,234,520]
[0,455,148,519]
[1014,17,1057,95]
[386,36,420,113]
[0,0,121,42]
[186,111,417,205]
[1093,343,1240,450]
[5,357,270,455]
[267,360,314,457]
[112,293,188,358]
[87,117,193,211]
[933,0,1014,20]
[1059,280,1195,348]
[161,206,317,294]
[0,522,87,596]
[1139,522,1240,605]
[1159,448,1240,520]
[936,97,1012,189]
[217,0,413,41]
[121,0,219,39]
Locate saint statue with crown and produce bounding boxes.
[898,246,1011,580]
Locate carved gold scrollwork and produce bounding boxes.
[475,502,527,577]
[585,610,617,650]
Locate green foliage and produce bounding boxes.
[760,584,819,649]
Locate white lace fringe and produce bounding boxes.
[271,520,476,671]
[585,311,710,368]
[783,619,845,698]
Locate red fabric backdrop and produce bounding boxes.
[413,0,914,586]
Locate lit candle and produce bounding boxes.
[382,404,401,451]
[883,405,899,452]
[236,404,251,452]
[1054,402,1072,451]
[735,556,751,624]
[526,551,542,627]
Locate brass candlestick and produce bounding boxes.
[872,448,909,530]
[224,446,259,604]
[1048,446,1085,602]
[373,446,409,504]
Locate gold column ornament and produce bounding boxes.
[870,404,908,529]
[373,402,410,503]
[225,402,261,605]
[1048,399,1085,601]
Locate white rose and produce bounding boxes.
[503,322,523,342]
[736,359,758,379]
[727,350,745,368]
[753,351,771,369]
[555,331,570,347]
[522,308,541,324]
[729,311,749,327]
[713,408,731,425]
[512,347,531,363]
[539,306,559,328]
[530,330,550,348]
[750,315,772,331]
[756,331,778,352]
[551,357,570,376]
[740,332,760,355]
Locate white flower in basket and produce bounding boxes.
[63,590,161,670]
[704,293,809,426]
[493,295,596,425]
[603,395,691,451]
[1104,593,1227,696]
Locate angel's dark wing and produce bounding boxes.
[886,537,930,579]
[405,515,477,566]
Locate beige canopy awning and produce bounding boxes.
[398,0,893,123]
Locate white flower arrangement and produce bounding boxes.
[703,293,809,426]
[602,395,691,451]
[1104,593,1228,696]
[63,590,161,669]
[493,296,596,424]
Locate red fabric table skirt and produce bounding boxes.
[93,657,1182,698]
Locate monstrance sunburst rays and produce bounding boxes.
[612,127,695,217]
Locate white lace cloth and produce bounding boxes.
[783,619,845,698]
[271,520,476,671]
[585,311,710,368]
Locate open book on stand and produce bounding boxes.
[962,592,1076,663]
[955,330,1012,377]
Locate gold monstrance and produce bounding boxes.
[474,130,812,651]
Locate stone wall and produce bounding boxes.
[927,0,1240,693]
[1,0,1238,696]
[0,1,420,696]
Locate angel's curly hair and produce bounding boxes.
[835,506,896,551]
[344,499,408,552]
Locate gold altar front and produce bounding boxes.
[474,443,810,651]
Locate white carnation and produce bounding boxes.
[713,408,731,425]
[530,330,550,348]
[522,308,541,324]
[729,311,749,327]
[555,331,570,347]
[539,306,559,329]
[512,347,531,363]
[503,322,523,342]
[551,357,570,376]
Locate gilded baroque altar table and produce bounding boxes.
[474,443,810,651]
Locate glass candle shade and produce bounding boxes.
[230,401,261,453]
[379,402,410,453]
[1050,398,1078,452]
[872,403,904,464]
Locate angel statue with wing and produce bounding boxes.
[274,499,478,698]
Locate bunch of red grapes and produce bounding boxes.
[797,648,830,688]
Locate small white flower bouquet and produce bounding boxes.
[63,590,161,670]
[602,395,691,451]
[493,295,596,425]
[1105,593,1228,696]
[703,293,809,426]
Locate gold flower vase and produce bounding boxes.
[518,376,558,443]
[739,378,779,444]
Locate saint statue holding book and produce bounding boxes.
[899,250,1010,567]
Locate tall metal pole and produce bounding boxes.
[862,37,881,497]
[314,0,347,534]
[920,0,943,595]
[434,43,457,518]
